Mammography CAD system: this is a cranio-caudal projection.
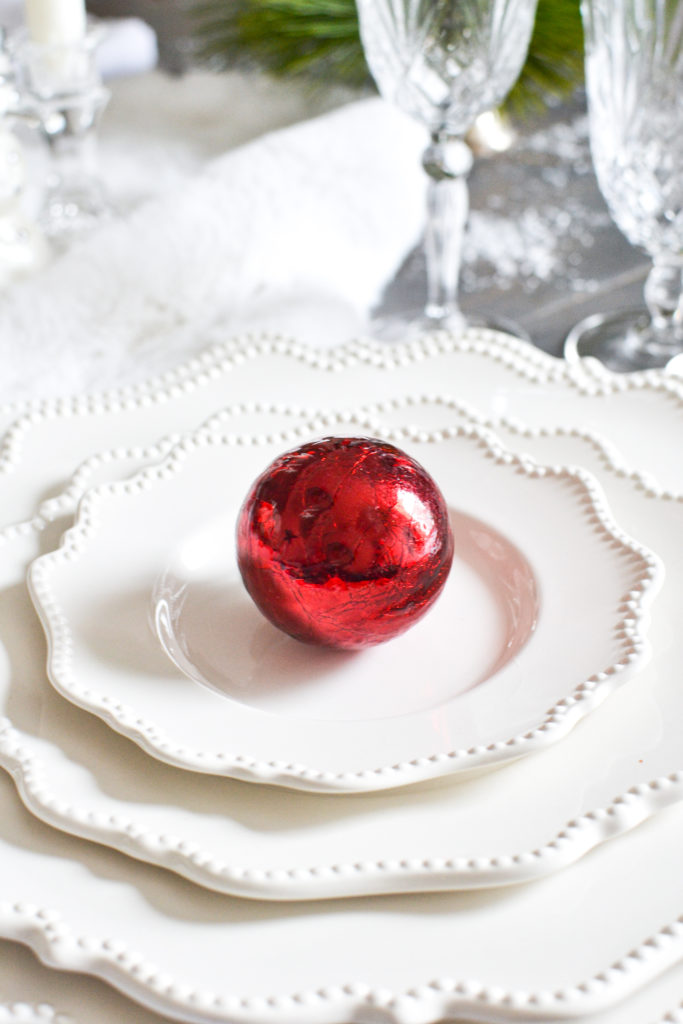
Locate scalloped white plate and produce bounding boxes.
[27,417,657,793]
[4,942,683,1024]
[4,410,683,1021]
[4,330,683,543]
[3,344,683,1020]
[2,761,683,1024]
[0,409,676,903]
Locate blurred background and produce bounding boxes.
[76,0,644,357]
[0,0,653,404]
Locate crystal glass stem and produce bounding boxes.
[421,132,473,325]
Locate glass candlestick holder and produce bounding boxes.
[0,28,48,281]
[10,24,111,240]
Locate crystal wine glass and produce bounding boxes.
[564,0,683,372]
[355,0,538,337]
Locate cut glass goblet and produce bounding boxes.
[355,0,538,338]
[565,0,683,372]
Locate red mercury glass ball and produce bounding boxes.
[236,436,454,650]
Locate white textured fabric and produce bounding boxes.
[1,93,425,405]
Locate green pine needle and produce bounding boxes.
[191,0,369,86]
[189,0,584,118]
[508,0,584,115]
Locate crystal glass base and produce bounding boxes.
[368,307,530,344]
[564,308,683,373]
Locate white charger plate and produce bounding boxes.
[3,330,683,543]
[3,941,683,1024]
[26,415,657,793]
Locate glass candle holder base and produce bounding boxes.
[564,308,683,373]
[41,177,111,240]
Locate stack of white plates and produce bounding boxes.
[1,329,683,1024]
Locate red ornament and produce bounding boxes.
[236,436,454,650]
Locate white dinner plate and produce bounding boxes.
[0,340,675,902]
[27,414,657,793]
[0,402,677,901]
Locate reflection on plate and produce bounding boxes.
[28,417,660,792]
[152,510,538,722]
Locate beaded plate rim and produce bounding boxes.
[1,897,683,1024]
[1,705,682,899]
[0,1004,65,1024]
[2,327,683,546]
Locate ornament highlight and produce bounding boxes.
[236,436,454,650]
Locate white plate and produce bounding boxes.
[2,760,683,1024]
[0,410,678,902]
[3,344,683,1020]
[4,330,683,542]
[4,416,683,1021]
[0,940,184,1024]
[27,417,657,792]
[0,344,675,902]
[153,504,538,721]
[3,942,683,1024]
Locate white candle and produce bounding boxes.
[25,0,87,46]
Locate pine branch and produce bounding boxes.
[189,0,584,117]
[191,0,369,86]
[508,0,584,115]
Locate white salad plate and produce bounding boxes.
[26,413,657,793]
[3,330,683,543]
